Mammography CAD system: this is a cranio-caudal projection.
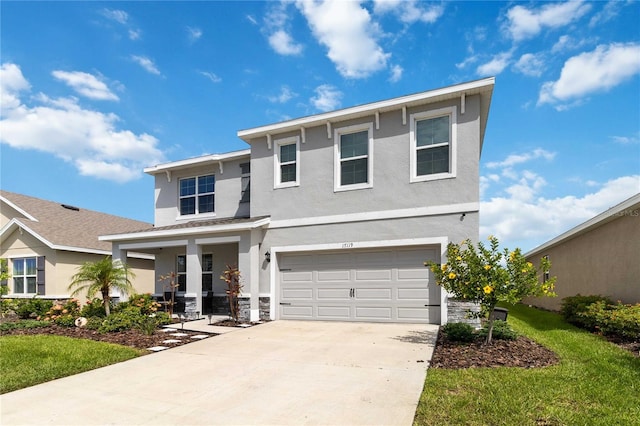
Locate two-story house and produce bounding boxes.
[101,77,494,324]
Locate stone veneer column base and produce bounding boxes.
[447,299,482,328]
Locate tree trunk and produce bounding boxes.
[485,317,494,345]
[103,290,111,316]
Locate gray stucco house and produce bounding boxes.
[101,78,495,324]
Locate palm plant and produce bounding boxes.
[68,256,135,316]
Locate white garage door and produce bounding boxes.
[279,247,440,323]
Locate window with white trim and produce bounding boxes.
[176,255,187,292]
[274,136,300,188]
[334,123,373,191]
[13,257,37,294]
[202,253,213,292]
[410,106,457,182]
[179,175,215,216]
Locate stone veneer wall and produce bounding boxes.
[447,299,481,328]
[210,296,270,322]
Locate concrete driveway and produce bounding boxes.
[0,320,438,425]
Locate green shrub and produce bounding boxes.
[137,316,158,335]
[13,298,53,319]
[53,315,77,327]
[0,319,49,332]
[581,301,640,342]
[84,316,104,330]
[478,320,518,341]
[115,293,160,316]
[152,311,172,326]
[442,322,476,342]
[80,298,109,318]
[98,307,142,332]
[42,299,81,326]
[560,294,614,330]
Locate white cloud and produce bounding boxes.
[199,71,221,83]
[246,15,258,25]
[480,175,640,251]
[589,0,624,28]
[187,26,203,43]
[0,63,164,183]
[310,84,342,112]
[52,70,119,101]
[538,43,640,108]
[513,53,546,77]
[389,65,403,82]
[268,86,297,103]
[268,30,303,55]
[296,0,389,78]
[611,134,640,145]
[131,55,161,75]
[100,8,128,25]
[503,1,592,42]
[477,51,513,76]
[373,0,444,24]
[128,29,141,40]
[486,148,556,169]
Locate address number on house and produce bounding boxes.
[341,242,354,249]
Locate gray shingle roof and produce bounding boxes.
[1,190,152,253]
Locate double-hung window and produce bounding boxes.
[176,255,187,292]
[202,254,213,292]
[274,136,300,188]
[410,106,457,182]
[179,174,215,216]
[334,123,373,191]
[13,257,37,294]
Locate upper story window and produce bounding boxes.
[179,174,215,216]
[13,257,36,294]
[240,163,250,203]
[334,123,373,192]
[274,136,300,188]
[410,106,457,183]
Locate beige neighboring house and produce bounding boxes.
[0,190,155,301]
[524,193,640,311]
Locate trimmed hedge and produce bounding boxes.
[561,295,640,342]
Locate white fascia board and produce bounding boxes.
[144,149,251,175]
[268,202,478,229]
[525,193,640,258]
[100,217,271,242]
[0,196,38,222]
[238,78,495,141]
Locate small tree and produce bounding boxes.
[220,264,243,323]
[68,256,135,316]
[426,236,556,344]
[158,271,179,316]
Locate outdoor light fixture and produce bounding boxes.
[460,213,466,221]
[265,251,271,262]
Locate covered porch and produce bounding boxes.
[100,216,270,321]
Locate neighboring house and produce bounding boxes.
[0,190,155,301]
[101,78,495,324]
[524,193,640,311]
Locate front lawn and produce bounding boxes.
[414,304,640,425]
[0,335,143,394]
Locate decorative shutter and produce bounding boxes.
[36,256,46,295]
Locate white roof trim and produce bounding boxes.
[0,196,38,222]
[144,149,251,175]
[100,217,271,242]
[525,193,640,257]
[238,78,495,141]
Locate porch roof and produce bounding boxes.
[99,215,270,242]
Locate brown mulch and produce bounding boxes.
[0,323,217,352]
[430,329,560,369]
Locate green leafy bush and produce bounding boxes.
[0,319,49,332]
[98,306,142,332]
[152,311,172,326]
[115,293,160,316]
[85,316,104,330]
[581,301,640,342]
[13,298,53,319]
[478,320,518,341]
[560,294,614,330]
[80,298,109,318]
[42,299,81,327]
[442,322,476,342]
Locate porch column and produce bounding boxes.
[111,244,129,302]
[186,239,202,316]
[238,230,261,321]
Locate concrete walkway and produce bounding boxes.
[0,321,438,425]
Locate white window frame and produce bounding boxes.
[176,254,187,293]
[11,257,37,295]
[334,122,374,192]
[178,174,216,218]
[274,136,300,189]
[202,253,213,292]
[410,106,457,183]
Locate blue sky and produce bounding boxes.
[1,0,639,252]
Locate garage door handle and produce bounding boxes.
[424,304,440,307]
[280,302,292,306]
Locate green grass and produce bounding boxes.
[0,335,144,394]
[414,304,640,425]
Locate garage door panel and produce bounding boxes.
[317,270,351,281]
[397,307,431,320]
[355,306,392,320]
[317,253,352,267]
[282,271,313,282]
[282,288,313,300]
[317,288,351,299]
[397,268,429,280]
[355,269,392,281]
[318,306,351,319]
[355,288,392,299]
[280,254,314,269]
[397,287,430,300]
[281,305,313,318]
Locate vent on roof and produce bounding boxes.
[61,204,80,211]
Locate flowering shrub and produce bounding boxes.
[80,297,111,318]
[41,299,81,326]
[427,236,556,343]
[114,293,160,316]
